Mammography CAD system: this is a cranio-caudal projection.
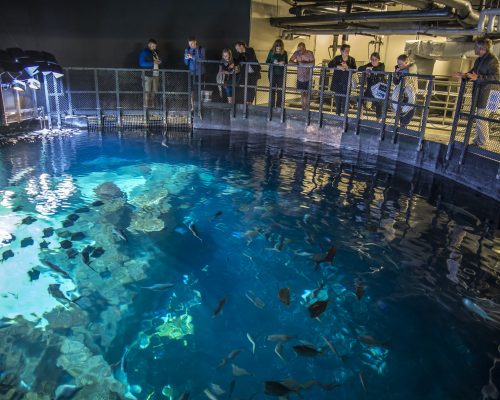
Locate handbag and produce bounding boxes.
[371,82,388,99]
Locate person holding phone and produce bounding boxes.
[328,44,356,116]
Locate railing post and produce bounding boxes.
[43,75,53,130]
[115,70,121,130]
[197,60,202,118]
[65,69,73,116]
[268,65,274,121]
[162,70,167,128]
[379,72,392,141]
[14,89,22,123]
[417,77,433,151]
[94,69,101,129]
[187,70,192,125]
[53,75,62,129]
[459,80,480,165]
[343,69,353,132]
[305,66,313,126]
[392,75,406,143]
[355,71,366,135]
[446,78,467,161]
[281,65,287,123]
[243,62,249,119]
[318,66,326,128]
[231,70,237,118]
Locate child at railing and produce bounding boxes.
[218,49,239,104]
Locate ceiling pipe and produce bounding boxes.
[270,8,455,27]
[282,26,478,36]
[434,0,480,25]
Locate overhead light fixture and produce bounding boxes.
[27,78,41,89]
[11,79,26,92]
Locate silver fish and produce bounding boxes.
[140,283,175,291]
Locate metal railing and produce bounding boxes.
[37,63,500,170]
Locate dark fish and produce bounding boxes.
[66,248,78,259]
[228,380,236,399]
[355,281,365,300]
[67,214,80,222]
[278,287,290,306]
[212,297,227,318]
[91,247,105,258]
[81,251,90,265]
[217,349,242,369]
[267,334,296,342]
[70,232,85,241]
[42,227,55,238]
[313,246,337,268]
[317,382,340,391]
[62,219,74,228]
[27,268,40,281]
[20,237,34,248]
[2,250,14,261]
[188,222,202,242]
[55,384,83,400]
[264,381,301,397]
[141,283,175,291]
[211,211,223,222]
[91,200,104,207]
[1,234,15,244]
[40,240,50,249]
[358,335,390,348]
[292,344,324,357]
[42,260,70,279]
[48,284,70,301]
[57,230,72,238]
[75,206,90,213]
[21,216,37,225]
[60,240,73,249]
[12,205,23,212]
[308,300,329,318]
[100,270,112,279]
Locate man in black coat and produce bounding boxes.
[328,44,357,115]
[454,38,500,147]
[234,41,261,105]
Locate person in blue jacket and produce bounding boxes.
[184,36,205,111]
[138,39,162,108]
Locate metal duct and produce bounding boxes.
[434,0,480,25]
[282,26,478,36]
[270,8,455,27]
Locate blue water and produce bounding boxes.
[0,130,499,400]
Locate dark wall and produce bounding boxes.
[0,0,251,68]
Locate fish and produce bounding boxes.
[91,247,105,258]
[278,287,291,306]
[228,380,236,398]
[231,364,251,377]
[2,250,14,261]
[209,383,225,396]
[12,205,23,212]
[246,332,256,354]
[67,214,80,222]
[20,237,34,248]
[358,335,390,348]
[463,298,495,321]
[54,384,83,400]
[70,232,85,241]
[203,389,219,400]
[264,381,301,397]
[57,230,72,238]
[316,382,340,391]
[292,344,324,357]
[60,240,73,249]
[27,268,40,281]
[39,240,50,249]
[308,300,329,318]
[217,349,242,368]
[62,219,74,228]
[91,200,104,207]
[188,222,203,242]
[212,297,227,318]
[245,291,266,309]
[21,216,37,225]
[321,335,342,360]
[42,227,54,238]
[48,284,70,302]
[75,206,90,213]
[312,246,337,267]
[141,283,175,291]
[274,342,286,362]
[267,334,296,342]
[112,227,128,242]
[42,260,70,279]
[211,211,223,222]
[66,248,78,259]
[359,371,367,392]
[355,281,365,300]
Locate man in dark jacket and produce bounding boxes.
[184,36,205,111]
[234,41,261,105]
[328,44,356,115]
[454,38,500,147]
[138,39,162,108]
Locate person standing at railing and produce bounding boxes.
[218,49,239,104]
[392,54,417,127]
[328,44,356,116]
[138,39,162,108]
[357,52,385,123]
[184,36,205,112]
[234,41,261,105]
[266,39,288,109]
[453,38,500,148]
[289,42,315,111]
